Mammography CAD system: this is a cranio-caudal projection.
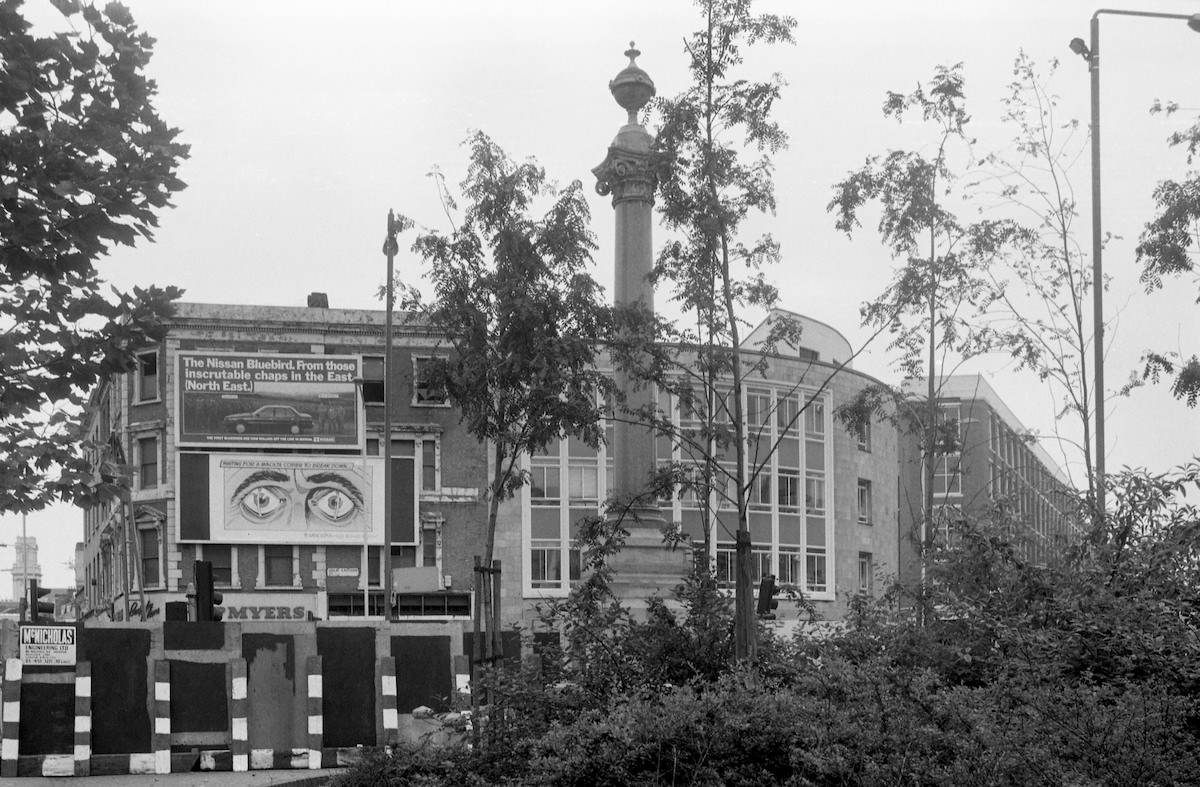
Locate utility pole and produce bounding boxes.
[382,210,399,622]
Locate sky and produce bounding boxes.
[5,0,1200,591]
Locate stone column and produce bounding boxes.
[593,45,689,597]
[593,43,662,525]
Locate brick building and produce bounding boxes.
[77,298,487,624]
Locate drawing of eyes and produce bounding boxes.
[308,487,358,524]
[304,472,365,527]
[243,486,288,519]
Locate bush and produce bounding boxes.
[335,465,1200,785]
[327,743,487,787]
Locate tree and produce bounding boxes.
[398,130,610,666]
[635,0,797,662]
[971,53,1101,514]
[1133,100,1200,406]
[828,65,1025,620]
[1,0,187,512]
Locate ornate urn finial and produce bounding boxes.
[609,41,656,124]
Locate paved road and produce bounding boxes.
[19,769,345,786]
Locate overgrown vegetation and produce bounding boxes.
[332,464,1200,787]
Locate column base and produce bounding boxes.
[603,505,692,605]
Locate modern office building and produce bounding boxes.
[523,308,900,621]
[897,374,1082,586]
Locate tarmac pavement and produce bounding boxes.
[17,768,346,786]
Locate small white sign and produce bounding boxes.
[327,567,359,577]
[20,625,77,666]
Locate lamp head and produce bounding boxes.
[1189,14,1200,33]
[1069,37,1091,60]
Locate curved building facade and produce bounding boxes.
[505,309,900,623]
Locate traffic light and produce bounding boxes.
[194,560,224,622]
[30,580,54,623]
[755,574,779,620]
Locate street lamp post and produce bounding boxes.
[1069,9,1200,521]
[382,211,400,623]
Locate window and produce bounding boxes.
[206,545,233,586]
[804,400,825,436]
[936,403,962,452]
[713,387,733,424]
[776,394,799,433]
[394,592,471,617]
[777,548,802,585]
[531,544,559,586]
[412,356,449,406]
[933,455,962,497]
[361,356,385,404]
[857,421,872,452]
[805,475,825,514]
[568,459,598,503]
[805,552,827,593]
[526,430,608,593]
[368,546,381,586]
[138,436,159,489]
[421,440,437,490]
[265,545,294,586]
[372,438,439,492]
[747,389,772,428]
[534,382,837,600]
[715,543,736,585]
[137,350,159,401]
[422,530,437,567]
[530,462,560,505]
[750,472,772,510]
[374,436,441,491]
[777,469,799,510]
[751,547,771,583]
[933,505,966,548]
[857,479,872,524]
[139,527,160,587]
[858,552,873,593]
[531,542,581,588]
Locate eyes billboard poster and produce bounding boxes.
[177,453,417,545]
[177,352,362,449]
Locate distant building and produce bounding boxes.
[897,375,1082,586]
[7,534,41,602]
[0,533,73,620]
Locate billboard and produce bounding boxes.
[177,453,417,545]
[177,352,361,449]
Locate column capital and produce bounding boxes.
[592,145,659,207]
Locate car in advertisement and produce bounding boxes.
[223,404,315,435]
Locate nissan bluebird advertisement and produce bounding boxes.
[177,352,362,449]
